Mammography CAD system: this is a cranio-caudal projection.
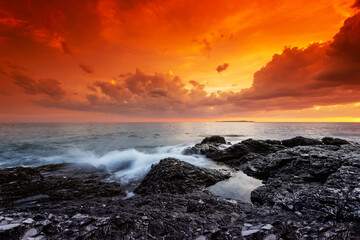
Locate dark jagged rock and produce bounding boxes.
[206,139,284,166]
[264,139,282,145]
[322,137,349,146]
[0,163,124,206]
[134,158,230,195]
[1,190,359,239]
[281,136,322,147]
[187,136,350,169]
[1,191,281,240]
[183,143,222,155]
[0,167,42,184]
[1,136,360,240]
[246,144,360,223]
[183,135,229,155]
[241,145,341,181]
[201,135,226,144]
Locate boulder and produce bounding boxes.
[322,137,349,146]
[206,139,284,166]
[281,136,322,147]
[183,143,221,155]
[183,135,228,155]
[246,144,360,223]
[134,158,230,195]
[200,135,226,144]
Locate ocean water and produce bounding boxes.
[1,122,360,202]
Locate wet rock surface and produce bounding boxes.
[201,136,227,145]
[205,139,285,166]
[321,137,349,146]
[281,136,322,147]
[134,158,231,195]
[1,136,360,239]
[245,144,360,223]
[0,163,124,207]
[183,135,229,155]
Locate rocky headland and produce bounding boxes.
[1,136,360,239]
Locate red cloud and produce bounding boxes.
[216,63,229,73]
[32,11,360,118]
[94,11,360,115]
[353,0,360,8]
[34,69,233,117]
[79,63,94,74]
[232,12,360,111]
[0,0,101,55]
[12,73,66,99]
[61,41,73,55]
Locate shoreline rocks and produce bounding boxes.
[134,158,231,195]
[187,136,352,168]
[1,136,360,239]
[183,135,229,155]
[206,139,284,166]
[0,163,124,207]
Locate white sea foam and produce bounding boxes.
[13,142,261,202]
[91,147,213,185]
[40,144,215,185]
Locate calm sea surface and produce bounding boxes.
[1,122,359,202]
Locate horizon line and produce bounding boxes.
[1,121,360,123]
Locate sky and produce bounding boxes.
[0,0,360,122]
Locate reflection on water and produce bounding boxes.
[208,171,262,203]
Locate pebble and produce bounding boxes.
[195,236,206,240]
[264,234,277,240]
[261,224,273,230]
[23,218,35,224]
[21,228,38,239]
[241,229,259,236]
[0,223,20,231]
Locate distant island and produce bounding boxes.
[216,120,255,122]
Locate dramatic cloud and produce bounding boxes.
[79,64,94,74]
[232,11,360,111]
[353,0,360,8]
[25,11,360,118]
[0,0,101,55]
[1,0,359,121]
[34,69,234,117]
[12,73,66,99]
[216,63,229,73]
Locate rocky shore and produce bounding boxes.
[1,136,360,239]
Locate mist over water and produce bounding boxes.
[1,122,359,202]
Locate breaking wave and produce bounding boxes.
[40,144,215,185]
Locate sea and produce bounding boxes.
[1,122,359,202]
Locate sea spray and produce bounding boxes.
[39,144,213,185]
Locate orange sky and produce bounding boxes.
[0,0,360,122]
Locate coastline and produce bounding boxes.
[1,136,360,239]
